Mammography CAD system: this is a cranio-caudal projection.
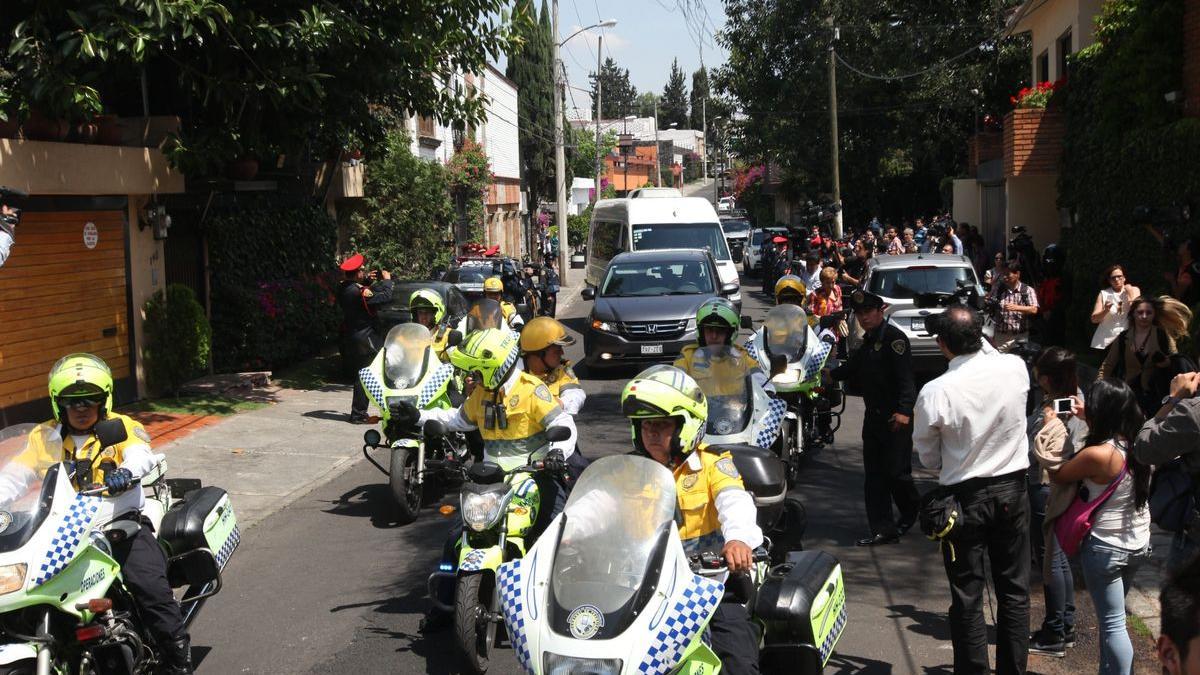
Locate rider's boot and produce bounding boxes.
[161,636,194,674]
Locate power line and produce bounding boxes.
[833,39,996,82]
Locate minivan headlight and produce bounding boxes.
[591,318,617,334]
[460,488,511,532]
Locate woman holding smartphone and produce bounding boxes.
[1090,265,1139,351]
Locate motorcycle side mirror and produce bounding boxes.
[581,287,596,301]
[446,330,463,348]
[740,315,753,329]
[94,419,128,448]
[363,429,382,447]
[545,426,572,443]
[423,419,447,438]
[769,353,788,377]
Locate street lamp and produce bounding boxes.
[553,15,617,285]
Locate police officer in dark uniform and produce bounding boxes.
[338,253,393,423]
[828,289,920,546]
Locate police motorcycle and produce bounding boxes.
[686,340,787,452]
[497,454,848,675]
[425,422,573,674]
[745,305,841,486]
[358,323,467,524]
[0,423,238,675]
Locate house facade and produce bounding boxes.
[952,0,1104,258]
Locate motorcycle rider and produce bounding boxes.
[621,365,763,675]
[0,355,192,673]
[409,288,453,362]
[774,274,808,308]
[483,276,525,330]
[675,298,761,379]
[519,317,584,416]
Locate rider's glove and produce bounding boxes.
[104,468,134,494]
[543,449,567,476]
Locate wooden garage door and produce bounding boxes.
[0,211,131,412]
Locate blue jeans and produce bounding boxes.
[1029,484,1075,639]
[1078,536,1148,675]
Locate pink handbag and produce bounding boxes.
[1054,463,1128,557]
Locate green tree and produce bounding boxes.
[635,92,659,119]
[571,127,618,178]
[351,129,455,273]
[0,0,522,175]
[660,58,689,129]
[591,57,638,118]
[689,68,709,131]
[506,0,555,215]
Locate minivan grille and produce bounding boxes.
[620,320,688,339]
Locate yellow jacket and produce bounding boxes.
[536,361,585,415]
[674,344,760,397]
[670,445,762,555]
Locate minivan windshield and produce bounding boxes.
[601,260,714,297]
[631,223,731,261]
[721,219,750,234]
[868,266,977,299]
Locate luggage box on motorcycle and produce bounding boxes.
[755,550,846,674]
[159,486,240,569]
[711,444,787,530]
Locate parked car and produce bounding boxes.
[846,253,984,377]
[720,216,751,265]
[442,260,493,299]
[581,249,739,369]
[742,226,789,276]
[717,196,736,213]
[584,196,741,306]
[374,281,472,333]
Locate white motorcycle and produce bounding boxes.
[686,346,787,450]
[0,422,239,675]
[497,454,847,675]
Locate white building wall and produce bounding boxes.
[482,67,521,180]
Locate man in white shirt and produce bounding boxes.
[798,251,823,291]
[912,305,1032,675]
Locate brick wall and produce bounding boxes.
[1186,0,1200,117]
[1003,108,1065,177]
[967,132,1002,177]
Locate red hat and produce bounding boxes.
[772,235,788,244]
[483,245,500,257]
[339,253,365,272]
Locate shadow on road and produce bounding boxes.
[322,482,454,529]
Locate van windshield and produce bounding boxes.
[631,223,731,262]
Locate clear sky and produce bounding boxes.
[498,0,730,120]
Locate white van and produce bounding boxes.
[585,197,741,305]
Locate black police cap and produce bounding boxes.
[848,289,886,311]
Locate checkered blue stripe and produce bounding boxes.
[215,525,240,570]
[637,575,724,674]
[359,366,384,406]
[817,603,848,664]
[34,494,101,585]
[497,345,520,386]
[418,363,455,407]
[755,397,789,448]
[497,560,533,671]
[743,336,759,363]
[460,548,488,572]
[801,341,832,382]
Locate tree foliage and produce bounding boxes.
[571,127,618,178]
[635,92,660,119]
[506,0,555,213]
[144,285,211,395]
[689,68,709,131]
[715,0,1028,223]
[592,57,638,118]
[660,58,689,129]
[0,0,522,175]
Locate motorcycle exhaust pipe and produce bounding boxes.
[426,571,457,614]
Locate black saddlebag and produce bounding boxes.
[755,550,847,675]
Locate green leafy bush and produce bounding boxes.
[207,196,339,372]
[143,284,211,395]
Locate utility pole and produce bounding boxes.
[653,98,661,187]
[701,94,708,190]
[593,34,603,204]
[712,116,719,206]
[827,19,843,238]
[553,0,569,283]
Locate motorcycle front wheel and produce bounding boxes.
[455,573,497,674]
[389,446,422,524]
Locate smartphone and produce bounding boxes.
[1053,398,1074,415]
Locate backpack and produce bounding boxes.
[1149,458,1198,533]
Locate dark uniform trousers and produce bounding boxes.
[112,520,186,643]
[710,601,760,675]
[861,413,920,536]
[339,279,392,418]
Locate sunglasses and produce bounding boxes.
[58,397,101,411]
[1110,275,1125,281]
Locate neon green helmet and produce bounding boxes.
[695,297,739,346]
[621,365,708,456]
[449,328,520,390]
[409,288,446,325]
[47,353,114,423]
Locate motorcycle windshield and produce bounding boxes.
[690,347,752,436]
[763,304,809,361]
[0,425,60,553]
[382,323,432,389]
[551,455,677,639]
[465,299,505,333]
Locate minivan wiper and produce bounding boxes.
[664,290,704,295]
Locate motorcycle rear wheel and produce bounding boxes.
[389,446,422,524]
[455,573,497,674]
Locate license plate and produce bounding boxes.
[641,344,664,355]
[911,318,925,332]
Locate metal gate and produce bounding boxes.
[981,182,1007,259]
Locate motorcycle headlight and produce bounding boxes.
[544,653,622,675]
[0,563,26,595]
[460,488,510,532]
[386,395,417,411]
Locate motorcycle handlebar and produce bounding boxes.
[688,548,771,574]
[79,478,142,497]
